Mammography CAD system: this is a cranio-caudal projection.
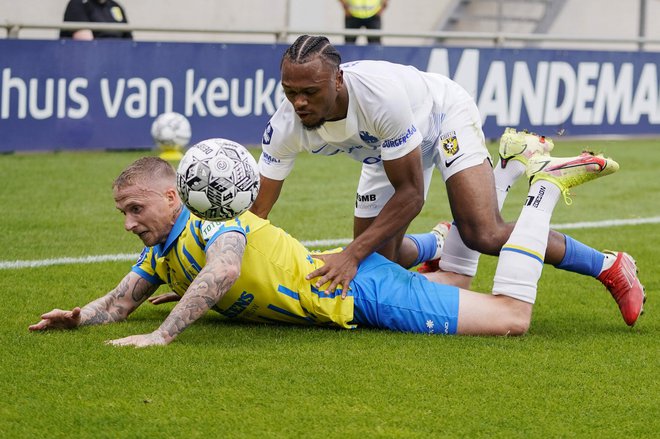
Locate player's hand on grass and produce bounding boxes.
[106,331,168,348]
[306,251,357,299]
[148,292,181,305]
[28,307,81,331]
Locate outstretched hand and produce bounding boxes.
[305,251,358,298]
[106,331,168,348]
[28,307,82,331]
[148,292,181,305]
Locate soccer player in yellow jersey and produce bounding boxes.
[29,152,643,346]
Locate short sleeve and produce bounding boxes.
[258,120,298,180]
[370,83,423,162]
[131,247,163,285]
[202,219,248,250]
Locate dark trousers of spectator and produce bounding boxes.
[344,15,382,44]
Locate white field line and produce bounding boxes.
[2,216,659,270]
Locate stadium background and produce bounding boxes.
[1,0,659,152]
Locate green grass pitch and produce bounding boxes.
[0,138,658,438]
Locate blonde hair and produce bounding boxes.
[113,156,176,191]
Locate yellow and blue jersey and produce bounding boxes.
[132,208,356,329]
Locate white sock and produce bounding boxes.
[442,159,525,278]
[431,227,446,260]
[438,225,481,277]
[439,158,544,279]
[492,181,561,303]
[494,160,526,211]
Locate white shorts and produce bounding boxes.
[354,99,491,218]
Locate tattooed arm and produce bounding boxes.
[28,272,157,331]
[79,273,158,325]
[107,231,246,347]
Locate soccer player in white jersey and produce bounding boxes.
[251,35,645,327]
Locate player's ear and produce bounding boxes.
[165,186,179,205]
[335,69,343,91]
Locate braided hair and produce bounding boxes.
[281,35,342,69]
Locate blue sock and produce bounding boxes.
[556,234,605,278]
[406,233,439,266]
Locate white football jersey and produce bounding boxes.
[259,60,475,181]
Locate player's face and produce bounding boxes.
[281,57,343,130]
[114,183,179,247]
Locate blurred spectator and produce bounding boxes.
[340,0,388,44]
[60,0,132,40]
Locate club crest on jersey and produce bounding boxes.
[441,131,459,156]
[262,122,273,145]
[359,131,378,143]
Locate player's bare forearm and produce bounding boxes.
[305,149,424,294]
[249,175,284,219]
[79,272,157,326]
[155,232,245,343]
[349,149,424,260]
[347,187,422,261]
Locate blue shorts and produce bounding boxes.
[351,253,460,335]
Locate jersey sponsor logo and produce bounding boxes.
[356,193,378,209]
[356,193,377,202]
[382,126,417,148]
[359,131,379,143]
[201,220,225,241]
[220,290,255,318]
[356,202,379,210]
[261,151,280,164]
[262,122,273,145]
[441,131,459,156]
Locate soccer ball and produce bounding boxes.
[151,112,191,148]
[176,138,260,221]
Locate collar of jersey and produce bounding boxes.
[154,206,190,257]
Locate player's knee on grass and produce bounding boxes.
[458,292,532,336]
[504,310,531,336]
[498,296,532,336]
